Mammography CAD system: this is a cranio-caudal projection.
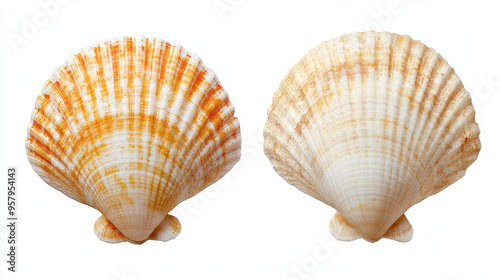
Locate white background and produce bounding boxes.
[1,0,499,279]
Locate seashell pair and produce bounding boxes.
[264,31,481,242]
[27,32,480,244]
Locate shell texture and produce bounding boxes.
[264,31,480,242]
[26,36,241,244]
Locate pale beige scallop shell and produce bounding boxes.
[26,36,241,244]
[264,31,481,242]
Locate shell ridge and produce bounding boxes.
[320,36,350,207]
[134,37,148,204]
[337,34,368,215]
[388,34,410,200]
[30,97,73,171]
[264,117,325,203]
[320,35,349,207]
[157,47,190,194]
[266,116,315,185]
[80,44,118,207]
[136,37,156,213]
[403,48,439,193]
[379,34,415,229]
[160,52,204,205]
[392,39,426,215]
[149,44,185,209]
[137,38,162,234]
[82,41,121,208]
[307,49,333,184]
[101,41,117,119]
[398,43,431,208]
[377,32,393,202]
[271,86,299,145]
[418,58,452,149]
[27,119,74,195]
[53,67,82,136]
[41,82,74,148]
[428,77,464,145]
[144,38,165,212]
[174,71,219,171]
[148,43,182,203]
[175,73,225,185]
[420,94,478,198]
[66,54,104,186]
[27,140,84,203]
[181,91,239,196]
[167,55,204,163]
[27,95,88,203]
[416,67,458,191]
[56,61,103,207]
[290,55,325,184]
[367,33,401,228]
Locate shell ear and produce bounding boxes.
[382,214,413,242]
[148,214,182,242]
[329,212,362,241]
[94,215,128,244]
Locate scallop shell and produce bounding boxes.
[264,31,480,242]
[26,36,241,244]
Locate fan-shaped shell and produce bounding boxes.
[26,36,241,244]
[264,31,480,242]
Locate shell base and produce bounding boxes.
[94,214,181,244]
[329,212,413,243]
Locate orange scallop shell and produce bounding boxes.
[26,36,241,244]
